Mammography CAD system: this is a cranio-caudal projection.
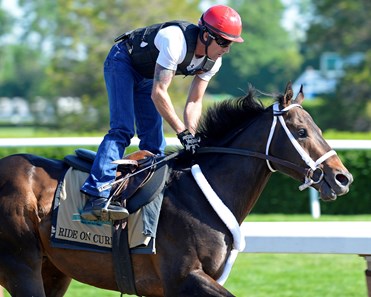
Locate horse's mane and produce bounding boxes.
[196,86,267,145]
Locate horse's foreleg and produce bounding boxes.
[0,248,68,297]
[1,255,46,297]
[170,270,235,297]
[0,218,47,296]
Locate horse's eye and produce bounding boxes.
[298,128,307,138]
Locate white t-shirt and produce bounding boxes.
[154,26,221,82]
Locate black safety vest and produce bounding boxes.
[114,21,214,78]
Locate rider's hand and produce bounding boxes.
[177,129,200,154]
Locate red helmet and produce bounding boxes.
[199,5,244,43]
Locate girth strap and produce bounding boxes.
[112,221,137,295]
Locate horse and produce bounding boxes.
[0,82,353,297]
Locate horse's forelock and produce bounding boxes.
[197,87,265,144]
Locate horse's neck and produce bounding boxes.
[196,112,274,223]
[197,157,271,224]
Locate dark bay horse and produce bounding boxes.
[0,82,353,296]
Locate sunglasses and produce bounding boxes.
[209,33,232,48]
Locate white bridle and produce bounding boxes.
[265,102,337,191]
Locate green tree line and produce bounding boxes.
[0,0,369,132]
[303,0,371,132]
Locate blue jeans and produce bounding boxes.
[81,41,166,198]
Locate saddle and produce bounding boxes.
[64,148,169,213]
[111,150,156,203]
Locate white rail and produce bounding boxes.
[0,136,179,147]
[0,137,370,149]
[242,221,371,254]
[241,221,371,296]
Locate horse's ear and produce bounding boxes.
[282,81,293,107]
[294,84,305,105]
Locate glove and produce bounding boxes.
[177,129,201,154]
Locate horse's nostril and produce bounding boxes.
[336,173,350,187]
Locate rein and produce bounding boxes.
[197,102,337,191]
[197,147,309,176]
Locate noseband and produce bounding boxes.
[197,102,337,191]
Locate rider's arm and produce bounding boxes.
[184,75,209,135]
[151,63,186,134]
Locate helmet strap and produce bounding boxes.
[199,28,213,57]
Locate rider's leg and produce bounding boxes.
[80,42,136,221]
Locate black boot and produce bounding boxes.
[81,195,129,221]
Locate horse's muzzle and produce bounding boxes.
[319,170,353,201]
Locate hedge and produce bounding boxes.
[0,147,369,215]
